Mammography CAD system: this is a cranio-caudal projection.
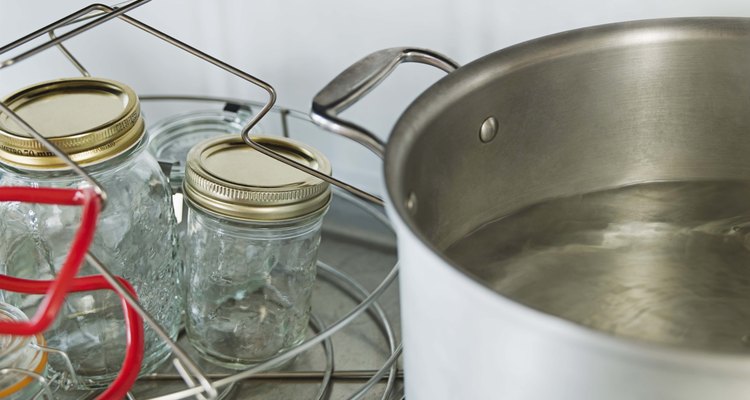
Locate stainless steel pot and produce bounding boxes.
[311,18,750,399]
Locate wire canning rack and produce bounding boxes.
[0,1,401,398]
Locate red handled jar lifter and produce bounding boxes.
[0,187,144,399]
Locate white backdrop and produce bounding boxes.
[1,0,749,193]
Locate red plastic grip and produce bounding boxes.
[0,187,100,335]
[0,275,145,400]
[0,186,144,399]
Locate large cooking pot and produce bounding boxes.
[312,18,750,399]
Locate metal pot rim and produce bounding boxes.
[385,16,750,363]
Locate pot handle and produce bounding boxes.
[311,47,460,159]
[243,48,458,207]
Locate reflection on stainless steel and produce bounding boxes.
[240,48,469,208]
[447,180,750,352]
[309,18,750,400]
[267,47,461,207]
[311,47,459,158]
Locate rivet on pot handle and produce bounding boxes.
[311,47,460,158]
[242,48,458,207]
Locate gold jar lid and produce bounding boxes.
[0,77,145,170]
[184,135,332,221]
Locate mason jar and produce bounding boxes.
[147,106,254,194]
[183,135,331,369]
[0,303,47,400]
[0,78,182,388]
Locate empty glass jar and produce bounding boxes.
[183,135,331,368]
[0,303,47,400]
[0,78,182,388]
[147,106,255,194]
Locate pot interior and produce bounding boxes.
[386,18,750,353]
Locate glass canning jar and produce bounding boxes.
[147,107,254,194]
[183,135,331,369]
[0,303,47,400]
[0,78,182,388]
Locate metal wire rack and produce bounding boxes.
[0,1,401,398]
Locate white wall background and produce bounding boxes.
[1,0,749,193]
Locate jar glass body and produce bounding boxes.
[147,109,255,194]
[184,204,326,369]
[0,141,182,388]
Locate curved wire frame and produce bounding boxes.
[0,2,402,399]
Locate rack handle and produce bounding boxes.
[311,47,460,158]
